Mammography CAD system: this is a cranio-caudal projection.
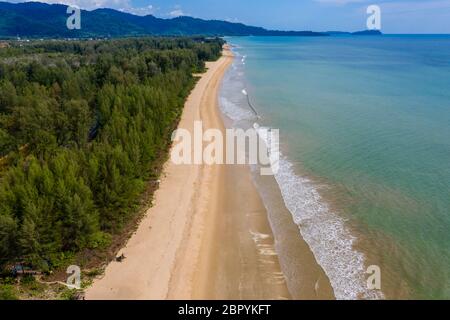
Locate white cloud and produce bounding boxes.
[119,5,154,16]
[314,0,368,5]
[169,9,183,17]
[23,0,129,10]
[168,5,185,17]
[225,17,240,23]
[16,0,156,16]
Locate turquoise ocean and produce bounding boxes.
[220,35,450,299]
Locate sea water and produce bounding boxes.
[220,35,450,299]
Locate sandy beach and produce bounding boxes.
[85,47,291,300]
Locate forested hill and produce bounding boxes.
[0,1,327,38]
[0,37,223,277]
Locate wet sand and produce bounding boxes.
[85,47,290,300]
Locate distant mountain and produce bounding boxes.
[351,30,382,35]
[0,1,328,38]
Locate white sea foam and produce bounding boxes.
[254,125,383,299]
[224,44,383,299]
[272,156,384,300]
[219,96,254,121]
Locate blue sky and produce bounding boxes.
[8,0,450,33]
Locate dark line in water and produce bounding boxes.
[246,92,259,117]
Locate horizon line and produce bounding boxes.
[2,1,450,35]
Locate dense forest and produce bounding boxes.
[0,37,224,272]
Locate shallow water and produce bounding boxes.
[220,35,450,300]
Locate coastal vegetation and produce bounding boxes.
[0,37,224,294]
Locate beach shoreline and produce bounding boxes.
[85,47,291,300]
